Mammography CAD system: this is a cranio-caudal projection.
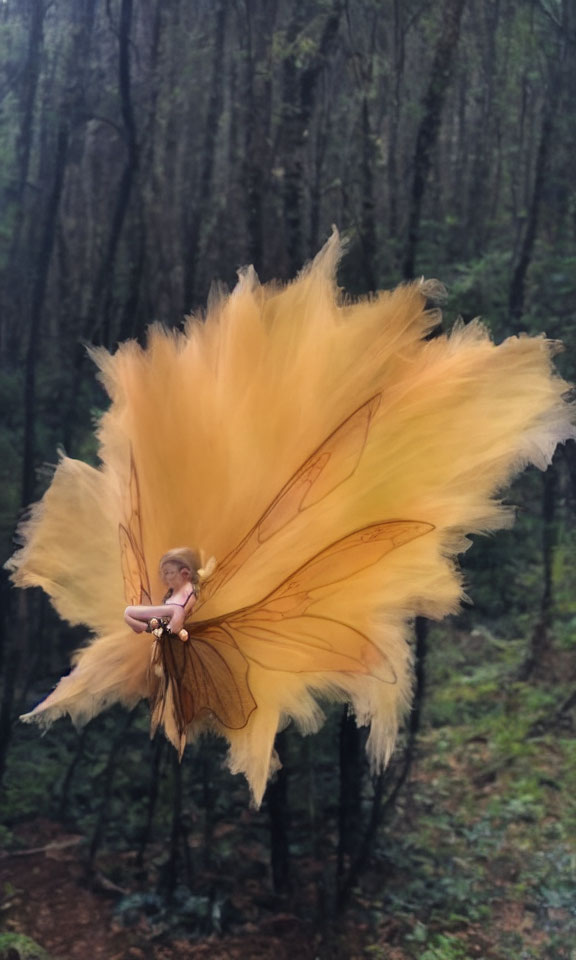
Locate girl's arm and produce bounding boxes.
[124,588,197,635]
[124,602,185,634]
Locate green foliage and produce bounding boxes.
[443,251,512,331]
[418,933,473,960]
[114,887,233,937]
[356,620,576,959]
[0,933,56,960]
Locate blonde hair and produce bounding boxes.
[159,547,217,584]
[159,548,200,584]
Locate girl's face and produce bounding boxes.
[161,562,191,589]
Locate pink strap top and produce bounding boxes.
[163,585,198,607]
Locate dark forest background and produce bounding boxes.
[0,1,575,958]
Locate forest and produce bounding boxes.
[0,0,575,958]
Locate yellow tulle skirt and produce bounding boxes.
[8,232,575,804]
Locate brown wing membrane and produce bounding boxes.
[228,615,396,682]
[200,519,434,687]
[197,394,381,608]
[260,520,433,604]
[118,453,152,605]
[151,519,433,735]
[149,627,257,738]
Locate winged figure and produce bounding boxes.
[7,232,574,804]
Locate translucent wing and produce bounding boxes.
[222,519,434,683]
[149,627,257,743]
[118,454,152,605]
[142,402,433,734]
[197,394,382,609]
[178,519,434,732]
[224,616,392,680]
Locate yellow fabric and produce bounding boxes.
[8,232,574,805]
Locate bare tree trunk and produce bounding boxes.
[359,96,376,289]
[183,0,228,309]
[509,1,569,326]
[14,0,45,207]
[0,0,44,355]
[97,0,139,348]
[59,725,91,818]
[137,738,165,866]
[338,617,428,908]
[308,83,331,256]
[388,0,406,244]
[137,0,171,328]
[241,0,278,273]
[64,0,139,450]
[165,752,184,896]
[0,649,19,789]
[88,711,135,869]
[280,2,341,276]
[337,709,364,880]
[266,730,291,893]
[518,467,557,681]
[0,571,18,788]
[402,0,467,279]
[508,105,555,326]
[22,123,69,507]
[23,0,98,490]
[201,753,216,869]
[242,0,264,272]
[468,0,500,256]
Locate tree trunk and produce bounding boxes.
[0,570,18,788]
[14,0,44,207]
[183,0,228,309]
[242,0,264,272]
[469,0,500,256]
[240,0,279,274]
[338,617,429,908]
[308,88,331,256]
[360,96,376,289]
[88,711,135,869]
[98,0,139,348]
[64,0,139,450]
[508,0,569,326]
[266,730,291,893]
[518,467,557,681]
[337,709,364,878]
[281,2,341,276]
[508,105,555,327]
[24,0,98,472]
[387,0,406,244]
[22,123,69,507]
[402,0,467,280]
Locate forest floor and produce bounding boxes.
[2,816,323,959]
[1,623,575,960]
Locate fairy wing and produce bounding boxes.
[197,393,382,609]
[118,453,152,605]
[176,519,433,731]
[149,627,256,741]
[130,400,431,733]
[220,519,434,683]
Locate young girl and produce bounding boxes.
[124,547,199,640]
